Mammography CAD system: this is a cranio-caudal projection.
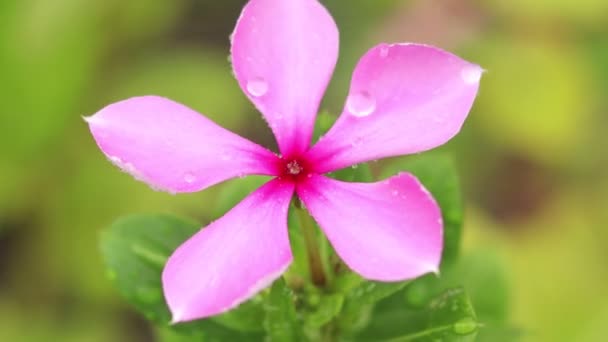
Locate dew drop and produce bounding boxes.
[461,65,482,85]
[184,173,196,184]
[346,91,376,117]
[350,136,364,147]
[391,189,399,196]
[453,317,478,335]
[246,77,268,97]
[379,46,390,58]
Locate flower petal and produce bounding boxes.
[231,0,339,156]
[306,43,482,173]
[297,173,443,281]
[86,96,280,193]
[162,179,295,322]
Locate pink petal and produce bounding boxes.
[296,173,443,281]
[86,96,280,193]
[231,0,339,156]
[162,179,295,322]
[306,43,482,173]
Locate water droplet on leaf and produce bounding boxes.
[246,77,268,97]
[453,317,478,335]
[346,91,376,117]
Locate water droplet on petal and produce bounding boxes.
[379,46,390,58]
[391,189,399,196]
[350,136,364,147]
[246,77,268,97]
[346,91,376,117]
[461,65,482,85]
[184,173,196,184]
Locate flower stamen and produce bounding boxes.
[286,160,303,175]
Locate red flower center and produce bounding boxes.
[278,155,312,183]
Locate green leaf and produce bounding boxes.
[403,250,510,325]
[284,205,311,285]
[401,251,514,341]
[356,287,479,341]
[422,287,479,341]
[304,293,344,328]
[338,276,410,333]
[100,214,263,341]
[331,162,375,183]
[381,154,463,267]
[263,279,303,341]
[312,110,337,143]
[213,176,269,217]
[211,299,266,332]
[100,214,197,323]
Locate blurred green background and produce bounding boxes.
[1,0,607,341]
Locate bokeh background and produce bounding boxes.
[1,0,607,341]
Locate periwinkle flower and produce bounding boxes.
[86,0,481,323]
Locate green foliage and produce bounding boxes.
[97,153,499,341]
[100,214,264,341]
[304,293,344,328]
[353,287,479,341]
[263,279,303,341]
[2,0,607,340]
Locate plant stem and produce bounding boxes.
[295,205,326,287]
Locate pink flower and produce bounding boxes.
[86,0,481,323]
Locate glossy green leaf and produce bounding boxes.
[284,204,312,285]
[305,293,344,328]
[100,214,263,340]
[338,276,410,334]
[356,287,479,341]
[212,176,270,217]
[348,280,411,308]
[401,251,513,341]
[211,299,266,333]
[381,154,463,267]
[312,111,338,143]
[263,279,303,342]
[422,287,479,341]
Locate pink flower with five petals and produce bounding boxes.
[86,0,481,323]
